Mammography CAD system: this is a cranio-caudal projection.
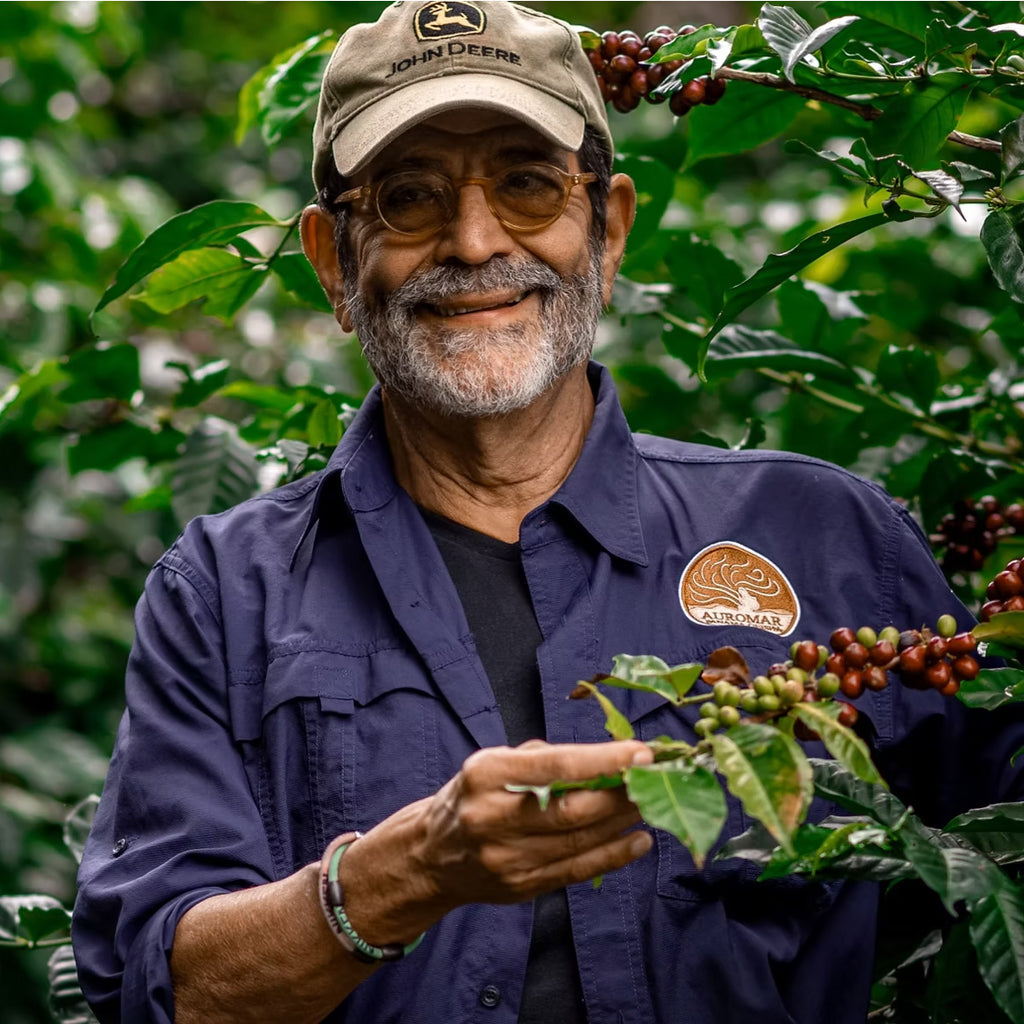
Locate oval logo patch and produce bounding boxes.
[679,542,800,637]
[414,2,486,40]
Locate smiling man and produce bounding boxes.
[72,3,1022,1024]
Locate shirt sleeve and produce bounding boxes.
[72,547,276,1024]
[874,504,1024,825]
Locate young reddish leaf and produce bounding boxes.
[709,722,813,855]
[624,760,727,869]
[700,646,750,687]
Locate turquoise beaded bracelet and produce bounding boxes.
[318,832,426,963]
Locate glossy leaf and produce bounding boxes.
[974,612,1024,648]
[810,758,909,826]
[1000,111,1024,184]
[0,360,68,431]
[664,233,745,321]
[573,680,635,740]
[271,251,333,312]
[94,201,285,314]
[170,417,260,528]
[306,399,344,448]
[820,2,932,52]
[699,213,888,377]
[598,654,704,704]
[968,883,1024,1024]
[947,802,1024,866]
[134,247,267,323]
[867,72,974,173]
[981,206,1024,304]
[710,722,813,855]
[686,84,806,168]
[910,168,964,214]
[625,760,727,869]
[704,324,855,384]
[876,344,941,412]
[758,5,858,82]
[789,702,885,786]
[0,895,68,946]
[170,359,232,409]
[957,667,1024,709]
[66,421,185,475]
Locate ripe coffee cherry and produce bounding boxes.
[703,77,727,104]
[926,636,948,662]
[947,632,977,656]
[830,627,856,651]
[926,661,952,689]
[993,570,1023,599]
[844,642,870,669]
[826,652,846,676]
[1007,595,1024,611]
[870,640,897,666]
[669,91,694,116]
[939,678,961,697]
[840,671,864,699]
[680,77,706,104]
[864,665,889,692]
[836,701,859,728]
[792,640,820,672]
[952,655,980,680]
[900,645,927,675]
[981,600,1003,622]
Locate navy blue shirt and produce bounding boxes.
[74,364,1023,1024]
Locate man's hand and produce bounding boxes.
[340,740,654,946]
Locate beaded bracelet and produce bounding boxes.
[318,832,426,963]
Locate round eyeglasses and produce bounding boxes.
[332,163,598,237]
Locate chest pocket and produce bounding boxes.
[228,648,468,877]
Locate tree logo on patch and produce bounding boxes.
[679,542,800,636]
[414,2,486,40]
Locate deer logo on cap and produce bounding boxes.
[414,2,486,41]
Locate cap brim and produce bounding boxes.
[331,73,585,176]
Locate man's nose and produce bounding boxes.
[431,181,516,265]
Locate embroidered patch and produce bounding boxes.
[679,542,800,637]
[414,1,486,40]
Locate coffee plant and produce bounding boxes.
[4,1,1024,1021]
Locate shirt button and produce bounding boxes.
[479,985,501,1008]
[111,838,127,857]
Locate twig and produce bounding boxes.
[948,129,1002,153]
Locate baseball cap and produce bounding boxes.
[311,0,612,188]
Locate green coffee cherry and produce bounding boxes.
[753,675,774,697]
[786,666,808,684]
[779,678,805,705]
[879,626,900,647]
[740,691,761,714]
[856,626,877,648]
[718,705,741,728]
[937,614,957,638]
[713,681,741,707]
[817,672,841,698]
[695,718,718,737]
[699,701,721,721]
[758,694,781,712]
[771,674,788,695]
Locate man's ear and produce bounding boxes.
[600,174,636,307]
[300,205,352,332]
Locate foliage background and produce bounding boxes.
[2,1,1023,1021]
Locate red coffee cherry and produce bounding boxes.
[952,655,980,681]
[793,640,821,672]
[899,645,927,675]
[864,665,889,691]
[826,652,846,676]
[703,77,727,104]
[830,627,856,651]
[680,77,706,105]
[926,661,952,690]
[836,701,859,728]
[870,640,897,666]
[843,642,870,669]
[840,671,864,699]
[946,632,977,656]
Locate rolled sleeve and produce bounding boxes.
[73,553,275,1024]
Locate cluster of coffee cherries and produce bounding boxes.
[694,614,980,741]
[586,25,727,115]
[981,557,1024,620]
[931,495,1024,574]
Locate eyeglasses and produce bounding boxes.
[333,163,598,237]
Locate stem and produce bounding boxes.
[948,129,1002,153]
[261,212,302,268]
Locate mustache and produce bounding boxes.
[386,257,563,311]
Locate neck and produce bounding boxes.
[382,365,594,542]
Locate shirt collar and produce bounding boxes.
[291,363,649,569]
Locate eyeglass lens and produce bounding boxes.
[376,164,571,234]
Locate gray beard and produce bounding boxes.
[344,249,605,418]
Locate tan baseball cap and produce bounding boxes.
[311,0,611,187]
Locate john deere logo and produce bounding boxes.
[414,2,486,40]
[679,542,800,637]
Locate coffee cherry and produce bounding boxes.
[864,665,889,692]
[753,675,774,697]
[899,645,928,675]
[703,77,727,104]
[879,626,901,646]
[669,91,694,116]
[870,640,897,667]
[817,672,841,698]
[836,702,859,728]
[826,652,846,676]
[718,705,741,728]
[952,654,980,680]
[680,77,706,105]
[713,681,741,707]
[695,717,718,737]
[993,570,1023,599]
[758,694,781,712]
[926,635,949,662]
[699,701,721,721]
[947,632,977,656]
[600,31,621,57]
[779,678,805,705]
[740,691,762,713]
[939,678,961,697]
[1008,595,1024,612]
[926,661,952,690]
[792,640,821,672]
[856,626,877,648]
[981,600,1003,622]
[840,671,864,699]
[936,614,957,638]
[844,642,870,669]
[830,627,856,651]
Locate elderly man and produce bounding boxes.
[73,3,1020,1023]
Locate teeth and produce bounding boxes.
[433,293,526,317]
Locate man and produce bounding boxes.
[73,3,1021,1023]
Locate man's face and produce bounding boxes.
[338,111,607,418]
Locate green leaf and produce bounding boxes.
[652,24,730,63]
[625,760,727,870]
[909,168,964,214]
[974,614,1024,649]
[215,380,301,413]
[94,201,285,314]
[899,830,1001,913]
[306,398,343,448]
[0,896,69,946]
[664,233,745,321]
[599,654,704,704]
[614,154,675,244]
[63,344,140,404]
[171,417,260,528]
[790,703,885,786]
[1001,113,1024,183]
[810,758,909,826]
[686,83,806,168]
[19,904,72,944]
[573,680,635,740]
[820,2,933,52]
[876,344,940,412]
[699,213,888,378]
[956,666,1024,709]
[254,31,334,148]
[704,325,855,384]
[169,359,231,409]
[271,252,332,312]
[134,247,267,323]
[66,421,185,475]
[0,360,68,431]
[710,722,813,855]
[947,803,1024,866]
[969,883,1024,1024]
[758,5,859,82]
[237,31,332,146]
[867,72,973,173]
[981,206,1024,304]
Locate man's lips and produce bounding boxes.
[420,290,533,318]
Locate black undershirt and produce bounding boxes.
[422,509,587,1024]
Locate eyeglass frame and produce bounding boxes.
[331,163,599,237]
